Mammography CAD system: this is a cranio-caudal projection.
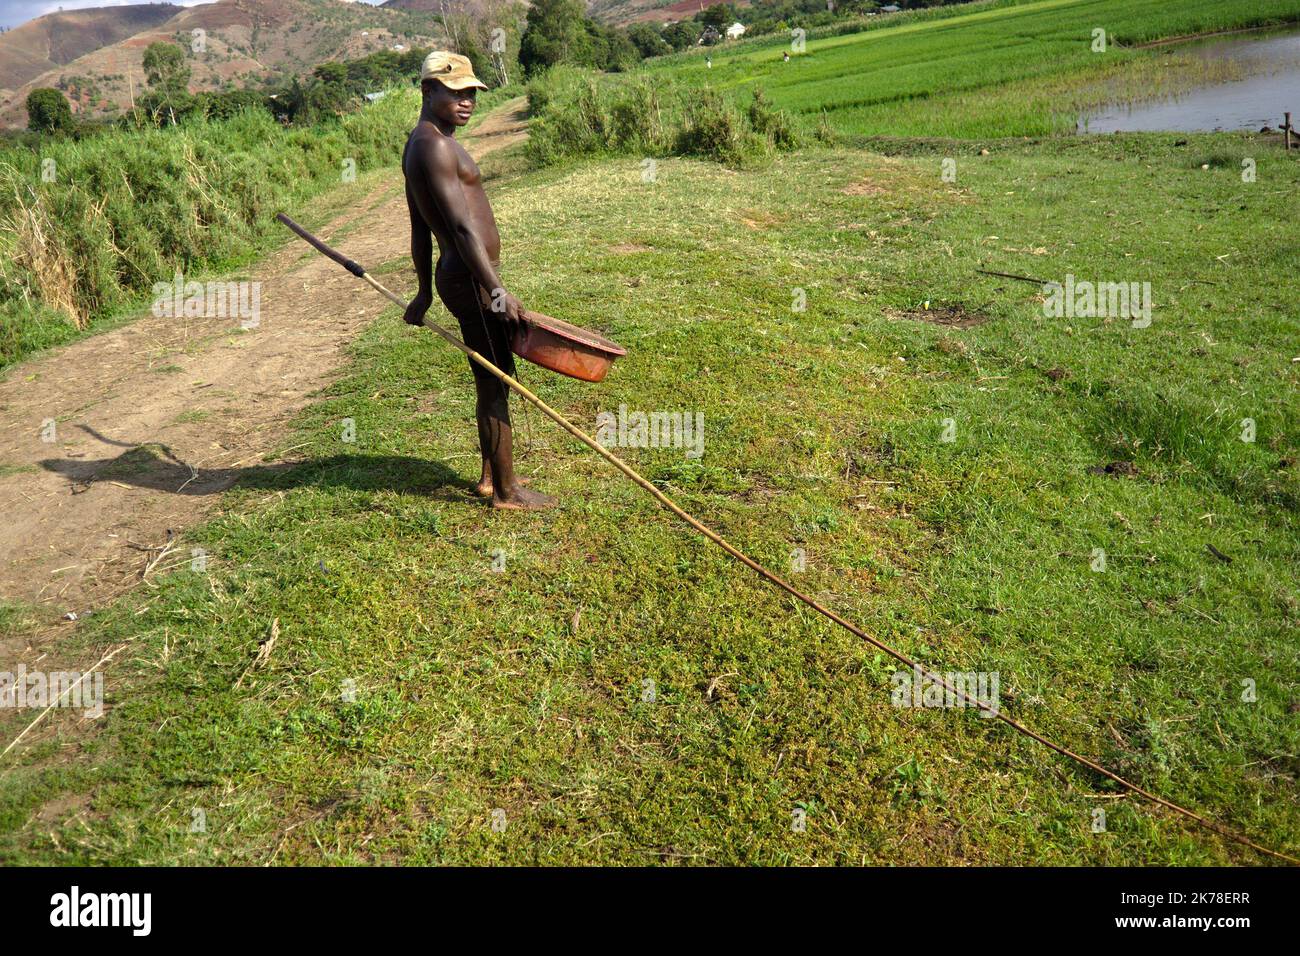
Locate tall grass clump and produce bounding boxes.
[1092,382,1299,512]
[747,87,799,151]
[674,89,758,166]
[0,87,420,369]
[524,66,800,169]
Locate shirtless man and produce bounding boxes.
[401,51,555,510]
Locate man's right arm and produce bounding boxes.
[404,181,434,326]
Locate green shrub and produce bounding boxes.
[524,66,802,169]
[25,89,74,135]
[675,88,755,166]
[610,80,667,151]
[526,76,552,116]
[747,87,799,151]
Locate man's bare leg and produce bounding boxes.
[473,376,555,510]
[474,458,529,498]
[474,456,493,497]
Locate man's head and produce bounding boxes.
[420,51,487,127]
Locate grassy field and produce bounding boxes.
[640,0,1300,137]
[2,114,1296,863]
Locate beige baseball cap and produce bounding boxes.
[420,51,488,91]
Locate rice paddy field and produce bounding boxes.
[1,0,1297,866]
[643,0,1300,136]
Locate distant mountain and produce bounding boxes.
[381,0,453,10]
[0,4,181,93]
[586,0,747,25]
[385,0,725,27]
[1,0,450,128]
[380,0,496,14]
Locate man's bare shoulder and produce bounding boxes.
[406,126,465,167]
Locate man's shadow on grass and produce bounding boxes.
[40,442,475,501]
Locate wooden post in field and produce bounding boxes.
[1285,112,1293,151]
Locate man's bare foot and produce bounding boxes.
[474,475,530,498]
[492,484,557,510]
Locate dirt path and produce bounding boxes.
[466,94,528,154]
[0,98,528,648]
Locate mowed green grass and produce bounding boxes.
[2,127,1295,864]
[642,0,1300,136]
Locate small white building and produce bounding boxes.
[725,22,746,40]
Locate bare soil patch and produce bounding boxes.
[885,305,991,329]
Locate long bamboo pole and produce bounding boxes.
[276,213,1296,865]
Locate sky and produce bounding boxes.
[0,0,385,31]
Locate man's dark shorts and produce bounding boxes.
[435,263,516,380]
